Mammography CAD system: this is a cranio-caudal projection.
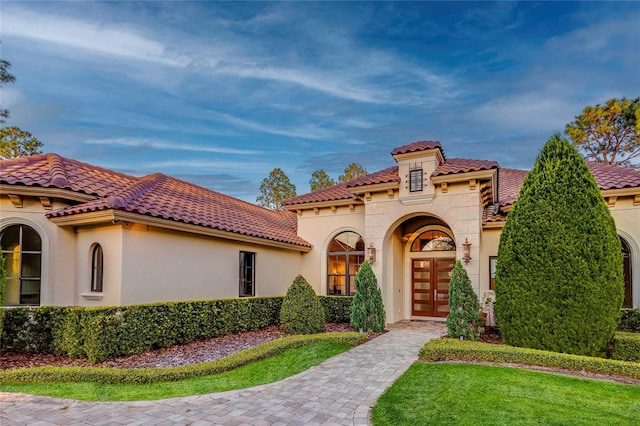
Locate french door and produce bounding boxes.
[412,258,455,317]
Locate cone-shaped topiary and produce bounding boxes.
[446,260,483,340]
[280,275,325,334]
[350,261,386,332]
[495,134,624,356]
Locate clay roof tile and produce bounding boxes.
[1,154,310,248]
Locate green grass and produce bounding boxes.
[372,362,640,426]
[0,342,350,401]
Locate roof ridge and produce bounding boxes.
[106,173,166,209]
[46,153,70,187]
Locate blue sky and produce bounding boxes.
[2,1,639,202]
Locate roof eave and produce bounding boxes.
[348,181,399,195]
[283,197,363,212]
[0,184,98,203]
[48,209,312,252]
[431,168,497,184]
[392,148,444,164]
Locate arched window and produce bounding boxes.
[327,231,364,296]
[622,237,632,308]
[0,224,42,305]
[91,244,104,293]
[410,230,456,252]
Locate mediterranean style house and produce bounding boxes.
[1,141,639,323]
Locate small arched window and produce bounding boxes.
[91,244,104,293]
[327,231,364,296]
[411,230,456,252]
[0,224,42,305]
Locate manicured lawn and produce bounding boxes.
[371,362,640,425]
[0,342,350,401]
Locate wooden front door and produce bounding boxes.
[412,258,455,317]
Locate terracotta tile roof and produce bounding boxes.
[282,166,401,207]
[497,168,528,207]
[282,182,356,207]
[391,140,442,156]
[432,158,499,177]
[484,162,640,224]
[1,154,310,248]
[346,166,400,188]
[587,161,640,190]
[483,168,527,224]
[0,153,137,196]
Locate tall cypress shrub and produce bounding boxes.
[495,134,624,356]
[350,261,386,332]
[446,260,483,341]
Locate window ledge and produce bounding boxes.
[80,292,103,301]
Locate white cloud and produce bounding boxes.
[469,94,576,134]
[208,111,342,141]
[2,7,187,67]
[145,159,270,173]
[84,137,263,155]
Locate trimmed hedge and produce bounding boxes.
[419,338,640,380]
[2,297,284,362]
[0,332,365,384]
[1,295,353,362]
[320,296,353,323]
[619,308,640,332]
[611,332,640,362]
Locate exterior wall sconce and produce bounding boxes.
[462,238,472,264]
[368,242,377,264]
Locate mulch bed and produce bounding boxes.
[0,323,359,371]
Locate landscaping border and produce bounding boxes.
[0,332,365,385]
[419,338,640,380]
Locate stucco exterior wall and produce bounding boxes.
[479,228,501,293]
[75,224,123,306]
[610,198,640,307]
[119,225,303,305]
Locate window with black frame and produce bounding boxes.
[239,251,256,297]
[327,231,364,296]
[409,168,423,192]
[0,224,42,305]
[91,244,104,293]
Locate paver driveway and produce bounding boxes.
[0,321,445,425]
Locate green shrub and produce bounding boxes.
[419,338,640,380]
[0,332,365,385]
[2,297,284,362]
[619,308,640,332]
[280,275,325,334]
[319,296,353,323]
[1,306,69,354]
[350,261,385,332]
[446,261,483,341]
[495,134,624,357]
[611,332,640,362]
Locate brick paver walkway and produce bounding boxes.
[0,321,445,425]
